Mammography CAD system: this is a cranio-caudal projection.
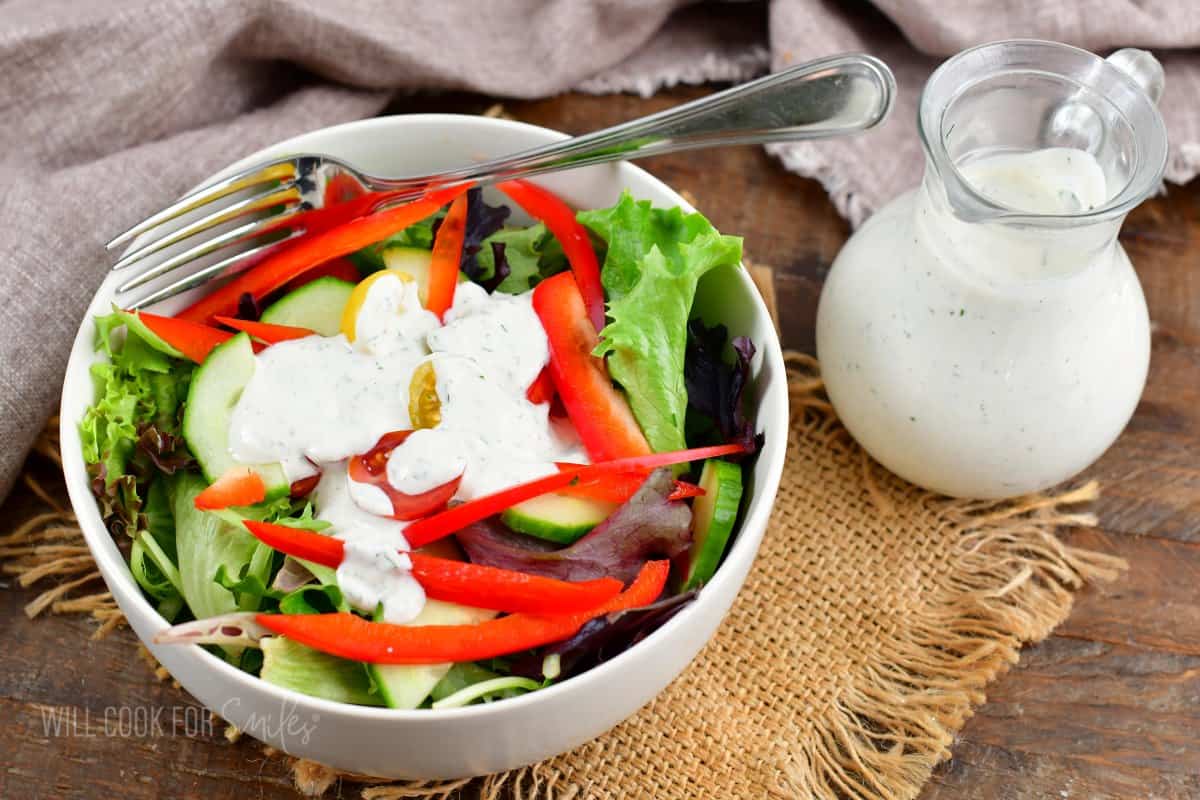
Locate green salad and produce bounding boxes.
[83,183,760,709]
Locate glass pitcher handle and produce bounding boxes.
[1045,47,1164,152]
[1107,48,1164,105]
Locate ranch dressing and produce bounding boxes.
[354,272,440,357]
[226,334,420,479]
[226,273,566,621]
[313,461,425,623]
[337,535,426,625]
[817,147,1150,498]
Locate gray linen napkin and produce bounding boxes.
[1,0,1197,500]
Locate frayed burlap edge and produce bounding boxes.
[2,420,125,637]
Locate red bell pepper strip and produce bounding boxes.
[408,554,623,614]
[241,520,623,614]
[557,470,646,503]
[194,467,266,510]
[405,469,582,548]
[254,560,669,664]
[556,467,703,504]
[347,430,463,520]
[281,256,361,292]
[243,519,344,565]
[497,179,606,333]
[178,184,470,324]
[130,310,236,364]
[581,442,746,477]
[532,272,650,462]
[524,366,555,405]
[213,316,314,344]
[426,193,468,320]
[404,442,748,548]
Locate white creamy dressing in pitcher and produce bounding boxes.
[226,274,582,622]
[817,147,1150,498]
[963,147,1108,216]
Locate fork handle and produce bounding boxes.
[370,54,895,190]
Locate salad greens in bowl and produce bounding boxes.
[61,114,787,778]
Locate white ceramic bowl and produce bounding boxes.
[60,114,788,779]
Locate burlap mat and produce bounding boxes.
[5,283,1126,800]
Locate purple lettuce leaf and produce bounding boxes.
[511,589,698,681]
[136,424,193,475]
[446,187,510,289]
[684,319,760,455]
[456,469,692,584]
[88,463,141,538]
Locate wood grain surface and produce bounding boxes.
[2,87,1198,800]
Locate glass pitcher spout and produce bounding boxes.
[917,40,1168,228]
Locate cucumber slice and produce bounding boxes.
[382,246,434,304]
[382,246,434,282]
[368,599,496,709]
[381,246,466,305]
[181,332,289,500]
[501,493,617,545]
[682,459,744,590]
[259,276,355,336]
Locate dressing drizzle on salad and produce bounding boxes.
[227,274,580,622]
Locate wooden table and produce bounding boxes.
[2,88,1198,800]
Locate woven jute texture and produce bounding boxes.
[286,354,1119,800]
[6,354,1126,800]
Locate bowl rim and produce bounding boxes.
[59,112,789,722]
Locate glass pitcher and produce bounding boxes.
[816,40,1168,499]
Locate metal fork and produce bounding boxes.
[108,54,895,309]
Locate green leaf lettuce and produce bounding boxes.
[475,222,569,294]
[581,193,742,452]
[80,309,193,536]
[170,472,274,620]
[260,637,383,706]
